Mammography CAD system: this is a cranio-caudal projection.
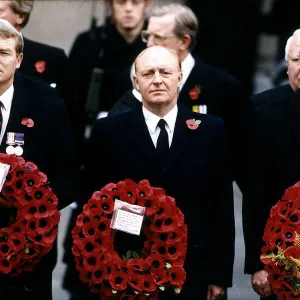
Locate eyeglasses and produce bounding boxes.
[114,0,144,5]
[141,30,176,44]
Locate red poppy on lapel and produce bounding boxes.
[34,60,46,74]
[21,118,34,128]
[189,85,201,100]
[186,119,201,130]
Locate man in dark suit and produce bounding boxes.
[0,0,79,134]
[0,19,78,300]
[83,46,235,299]
[243,30,300,299]
[109,3,251,191]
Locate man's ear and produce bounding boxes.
[16,53,23,69]
[179,35,191,51]
[15,13,25,28]
[133,75,140,90]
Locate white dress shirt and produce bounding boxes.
[142,105,178,148]
[0,84,14,145]
[180,53,195,89]
[131,53,195,100]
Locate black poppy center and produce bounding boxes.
[27,179,34,186]
[1,245,9,253]
[165,218,172,226]
[151,260,160,268]
[39,205,46,213]
[286,232,293,238]
[88,228,95,235]
[115,276,123,284]
[171,272,176,280]
[145,200,151,208]
[16,180,22,189]
[102,204,109,211]
[34,191,43,199]
[85,242,94,252]
[39,219,47,227]
[155,220,163,228]
[98,223,106,232]
[29,207,37,214]
[87,257,96,265]
[158,246,166,255]
[168,246,176,255]
[94,270,102,278]
[290,215,298,222]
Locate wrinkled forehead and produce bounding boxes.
[136,48,180,73]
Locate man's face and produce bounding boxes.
[287,36,300,92]
[111,0,149,31]
[146,15,182,54]
[0,37,22,90]
[134,47,182,109]
[0,1,24,31]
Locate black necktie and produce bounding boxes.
[156,119,169,162]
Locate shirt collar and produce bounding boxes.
[142,105,178,134]
[180,53,195,88]
[0,84,14,110]
[132,88,142,102]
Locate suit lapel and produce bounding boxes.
[0,74,29,152]
[164,106,192,170]
[125,108,156,159]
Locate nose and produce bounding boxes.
[153,71,162,84]
[147,35,157,48]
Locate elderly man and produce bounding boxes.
[0,19,78,300]
[109,3,251,191]
[83,45,235,300]
[243,29,300,299]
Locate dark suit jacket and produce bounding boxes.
[19,37,80,133]
[109,56,251,189]
[0,72,79,300]
[85,105,235,298]
[69,22,146,112]
[243,84,300,274]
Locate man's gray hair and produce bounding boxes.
[285,29,300,61]
[0,19,24,55]
[150,3,198,52]
[9,0,34,28]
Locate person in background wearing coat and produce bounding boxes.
[243,29,300,300]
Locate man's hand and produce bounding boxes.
[206,285,225,300]
[251,270,272,297]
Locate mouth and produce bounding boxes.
[150,90,165,93]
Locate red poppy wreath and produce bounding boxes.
[0,153,60,276]
[72,179,187,299]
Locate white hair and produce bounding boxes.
[285,29,300,61]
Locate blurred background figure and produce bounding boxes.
[186,0,263,95]
[69,0,151,122]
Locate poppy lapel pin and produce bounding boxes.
[186,119,201,130]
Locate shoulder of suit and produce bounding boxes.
[24,37,65,55]
[193,55,241,86]
[73,26,105,42]
[251,84,291,109]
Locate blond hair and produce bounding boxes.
[0,19,24,55]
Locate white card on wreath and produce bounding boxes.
[110,199,145,236]
[0,163,10,192]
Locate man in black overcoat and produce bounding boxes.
[243,29,300,299]
[0,19,78,300]
[84,46,235,299]
[109,3,251,191]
